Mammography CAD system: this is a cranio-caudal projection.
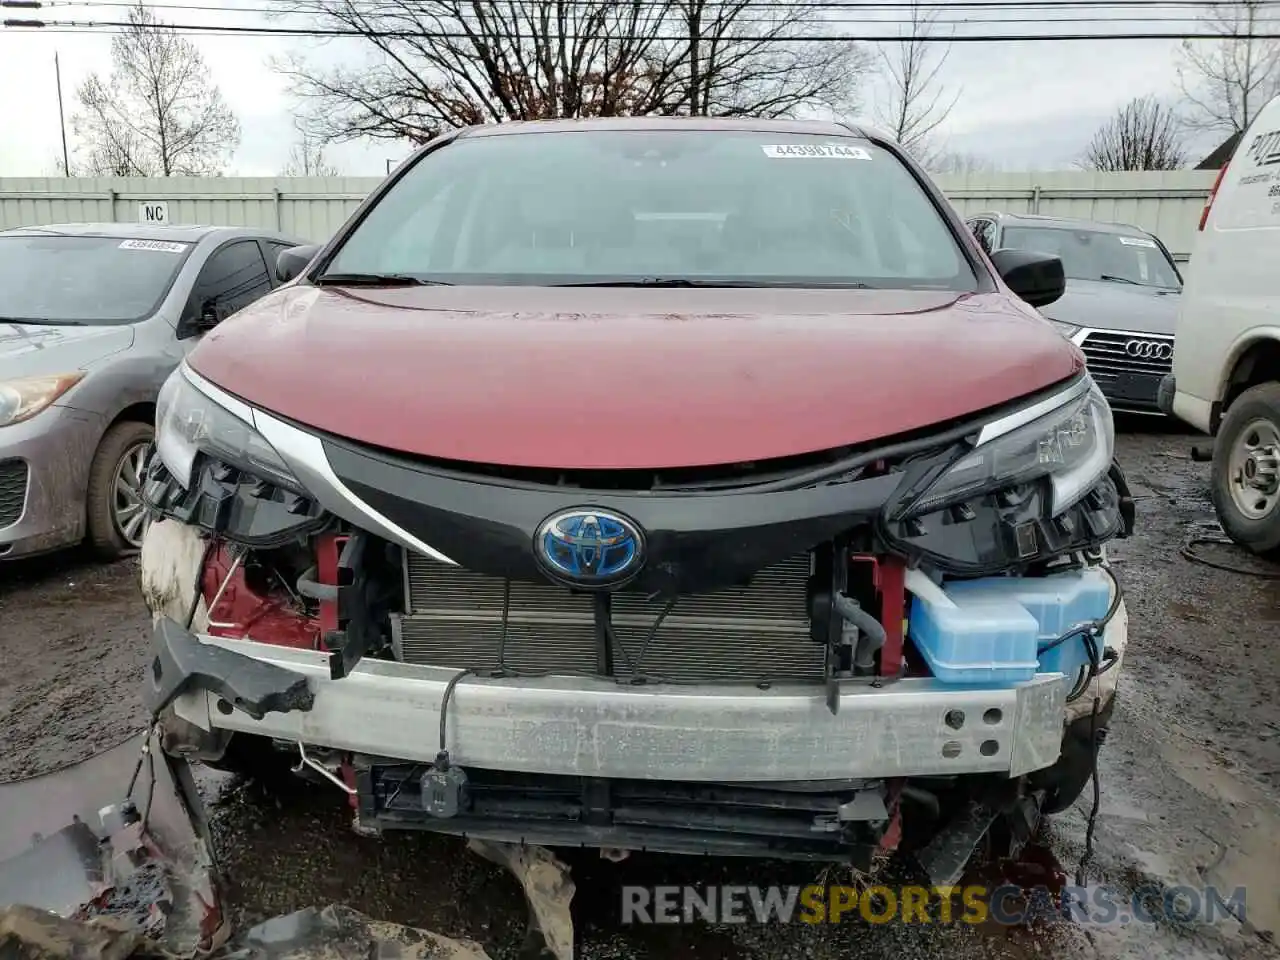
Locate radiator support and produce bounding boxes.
[393,551,825,684]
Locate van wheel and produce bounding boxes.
[1212,382,1280,556]
[86,421,154,560]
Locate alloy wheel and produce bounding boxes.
[112,441,152,548]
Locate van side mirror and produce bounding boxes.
[276,244,321,283]
[990,248,1065,308]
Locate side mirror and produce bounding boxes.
[990,248,1065,309]
[276,244,321,284]
[178,298,220,339]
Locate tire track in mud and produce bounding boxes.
[0,552,151,782]
[1037,427,1280,959]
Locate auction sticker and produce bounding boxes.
[762,144,872,160]
[119,238,188,253]
[1117,236,1157,248]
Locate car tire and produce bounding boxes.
[1211,382,1280,556]
[86,420,154,560]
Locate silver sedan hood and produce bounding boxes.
[1039,279,1181,336]
[0,322,135,380]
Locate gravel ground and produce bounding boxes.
[2,425,1279,960]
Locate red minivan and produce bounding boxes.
[140,117,1134,877]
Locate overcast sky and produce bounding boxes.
[0,0,1228,177]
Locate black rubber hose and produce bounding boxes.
[182,538,216,630]
[833,591,887,670]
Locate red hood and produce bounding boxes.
[189,285,1081,469]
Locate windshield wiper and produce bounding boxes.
[553,278,872,288]
[312,273,451,287]
[1098,274,1142,286]
[0,316,86,326]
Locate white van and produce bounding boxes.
[1164,97,1280,555]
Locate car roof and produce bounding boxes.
[0,223,296,243]
[455,116,865,139]
[970,212,1151,237]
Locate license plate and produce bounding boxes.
[1108,372,1161,403]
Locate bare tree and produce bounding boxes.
[1177,0,1280,135]
[281,121,341,176]
[873,0,959,163]
[928,150,998,175]
[73,2,240,176]
[274,0,868,145]
[1081,95,1188,171]
[663,0,867,118]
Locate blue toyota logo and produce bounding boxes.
[535,509,645,585]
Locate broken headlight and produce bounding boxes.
[910,378,1114,517]
[155,365,302,493]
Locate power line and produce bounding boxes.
[153,0,1280,7]
[8,18,1280,39]
[26,0,1280,27]
[27,0,1280,9]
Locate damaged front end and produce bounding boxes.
[138,362,1134,875]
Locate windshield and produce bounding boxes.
[0,234,192,324]
[325,130,976,290]
[1000,226,1181,289]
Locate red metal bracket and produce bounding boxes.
[848,553,907,678]
[316,533,348,637]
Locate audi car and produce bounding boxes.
[966,212,1181,415]
[136,118,1134,877]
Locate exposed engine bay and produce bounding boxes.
[138,365,1135,873]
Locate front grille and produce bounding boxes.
[0,459,28,529]
[1081,331,1174,380]
[360,764,884,864]
[395,553,824,683]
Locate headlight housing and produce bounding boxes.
[155,366,301,492]
[0,373,85,427]
[909,379,1114,517]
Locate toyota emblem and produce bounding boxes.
[1124,338,1173,360]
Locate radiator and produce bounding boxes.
[393,552,825,683]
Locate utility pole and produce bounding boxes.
[55,52,70,176]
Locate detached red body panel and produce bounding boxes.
[189,284,1081,470]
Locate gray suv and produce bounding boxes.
[0,223,302,560]
[966,212,1182,414]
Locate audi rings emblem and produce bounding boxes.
[1124,338,1173,360]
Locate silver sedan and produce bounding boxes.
[0,223,303,560]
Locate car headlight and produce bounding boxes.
[0,373,85,427]
[909,379,1114,517]
[1046,318,1081,339]
[155,366,301,492]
